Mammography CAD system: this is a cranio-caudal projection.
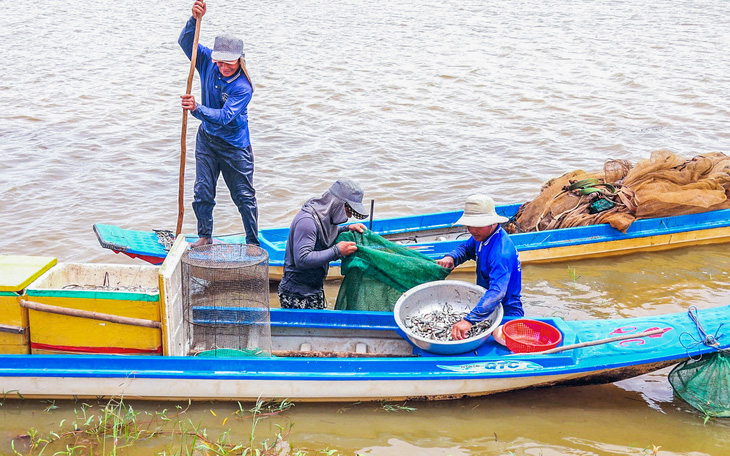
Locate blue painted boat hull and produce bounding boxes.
[93,206,730,279]
[0,305,727,401]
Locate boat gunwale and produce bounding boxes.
[0,348,708,382]
[2,306,727,382]
[260,206,730,266]
[93,206,730,266]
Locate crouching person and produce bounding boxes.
[278,179,369,309]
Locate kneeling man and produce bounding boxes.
[437,194,523,341]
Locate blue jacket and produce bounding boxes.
[179,17,253,149]
[447,226,524,320]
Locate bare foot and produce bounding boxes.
[190,237,212,248]
[492,325,507,346]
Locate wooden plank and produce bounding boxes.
[159,236,190,356]
[0,323,25,335]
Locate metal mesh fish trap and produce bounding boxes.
[182,244,271,357]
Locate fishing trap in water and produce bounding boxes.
[181,244,271,357]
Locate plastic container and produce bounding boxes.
[502,319,562,353]
[393,280,503,355]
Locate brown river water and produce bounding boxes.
[1,0,730,454]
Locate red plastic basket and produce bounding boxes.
[502,319,563,353]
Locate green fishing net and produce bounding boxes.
[334,230,451,312]
[669,350,730,417]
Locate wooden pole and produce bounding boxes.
[20,299,162,329]
[0,323,25,335]
[368,199,374,231]
[177,16,203,237]
[531,328,665,355]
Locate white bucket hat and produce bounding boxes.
[454,194,508,227]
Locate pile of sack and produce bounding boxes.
[505,150,730,234]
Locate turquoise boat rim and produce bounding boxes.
[24,288,159,302]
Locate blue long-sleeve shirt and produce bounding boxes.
[446,226,524,320]
[179,17,253,148]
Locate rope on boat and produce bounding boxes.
[679,306,725,359]
[154,229,176,250]
[688,306,722,349]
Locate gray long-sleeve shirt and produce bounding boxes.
[278,211,348,296]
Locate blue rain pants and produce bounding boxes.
[193,127,259,245]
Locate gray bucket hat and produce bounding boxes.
[329,179,369,218]
[211,35,244,61]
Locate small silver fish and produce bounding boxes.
[407,303,493,342]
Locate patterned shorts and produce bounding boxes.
[278,290,327,310]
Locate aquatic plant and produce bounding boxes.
[9,397,301,455]
[567,265,581,286]
[0,390,24,407]
[379,401,417,412]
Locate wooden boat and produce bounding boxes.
[1,245,727,402]
[94,205,730,280]
[0,304,727,402]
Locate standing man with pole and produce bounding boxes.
[179,0,258,247]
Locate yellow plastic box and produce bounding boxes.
[25,263,162,355]
[0,255,57,354]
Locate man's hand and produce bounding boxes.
[451,319,473,341]
[348,223,366,233]
[192,0,206,19]
[337,241,358,257]
[181,94,197,112]
[436,256,455,269]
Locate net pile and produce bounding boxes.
[181,244,271,357]
[669,350,730,417]
[505,150,730,234]
[334,231,450,312]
